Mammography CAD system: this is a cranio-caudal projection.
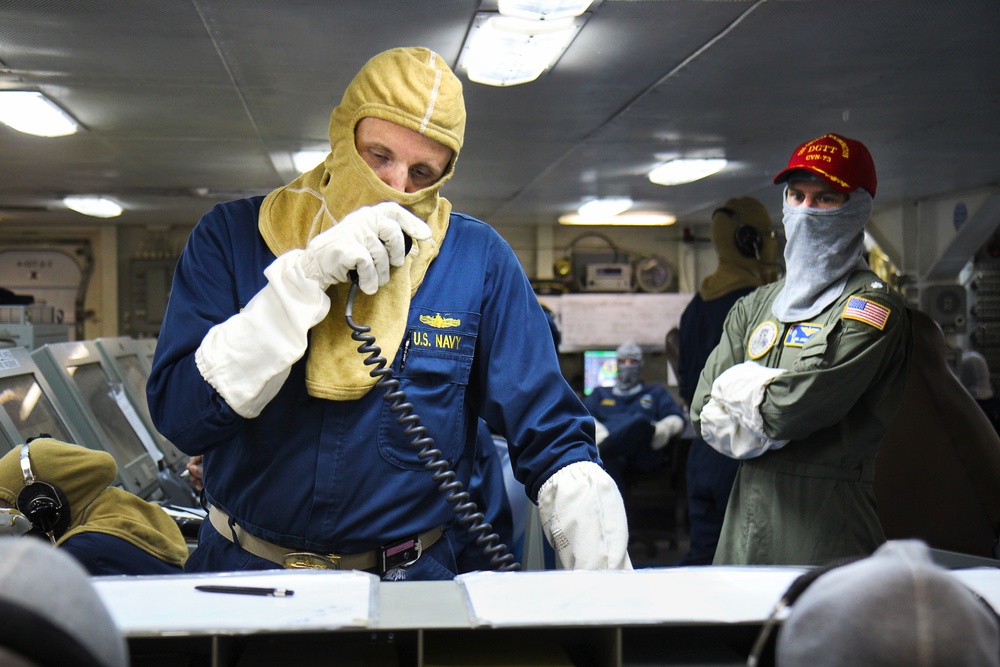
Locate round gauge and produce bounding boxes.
[634,256,674,293]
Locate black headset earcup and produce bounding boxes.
[734,224,763,259]
[16,482,70,537]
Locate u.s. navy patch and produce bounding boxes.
[784,323,822,347]
[748,321,779,359]
[843,297,890,330]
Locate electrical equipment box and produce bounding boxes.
[584,263,632,292]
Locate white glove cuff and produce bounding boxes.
[701,361,789,458]
[537,461,633,570]
[196,250,331,418]
[711,361,785,434]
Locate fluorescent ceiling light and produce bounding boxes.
[63,196,123,218]
[292,149,327,174]
[578,197,633,219]
[0,91,81,137]
[559,211,676,226]
[498,0,594,20]
[648,158,728,186]
[458,14,584,87]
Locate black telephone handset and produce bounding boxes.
[346,234,413,287]
[344,233,519,572]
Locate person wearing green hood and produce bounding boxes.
[0,438,188,575]
[147,47,630,578]
[677,197,777,565]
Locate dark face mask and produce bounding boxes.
[616,363,641,391]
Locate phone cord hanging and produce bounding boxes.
[344,278,520,572]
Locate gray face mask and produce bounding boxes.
[615,363,642,392]
[771,188,872,322]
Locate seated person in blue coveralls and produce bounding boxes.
[146,47,631,579]
[0,438,188,576]
[585,342,686,491]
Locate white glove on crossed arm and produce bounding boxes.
[195,250,331,419]
[650,414,685,450]
[537,461,633,570]
[699,361,790,459]
[300,202,431,295]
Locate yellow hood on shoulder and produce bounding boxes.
[258,47,466,400]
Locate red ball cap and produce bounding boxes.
[773,133,877,197]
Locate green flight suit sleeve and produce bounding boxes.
[758,292,909,441]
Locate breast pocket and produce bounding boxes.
[377,348,473,471]
[793,325,833,370]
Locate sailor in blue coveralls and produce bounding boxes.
[584,342,687,492]
[146,47,631,579]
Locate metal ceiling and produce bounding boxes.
[0,0,998,234]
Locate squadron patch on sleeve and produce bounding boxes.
[843,296,890,330]
[747,321,779,359]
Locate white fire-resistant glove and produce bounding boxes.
[593,419,610,446]
[195,250,330,419]
[699,361,790,459]
[650,414,685,450]
[300,202,431,295]
[537,461,633,570]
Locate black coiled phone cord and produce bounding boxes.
[344,281,520,572]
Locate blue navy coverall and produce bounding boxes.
[147,197,598,578]
[584,383,684,490]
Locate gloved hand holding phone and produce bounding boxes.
[301,202,430,294]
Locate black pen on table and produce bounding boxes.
[195,585,294,597]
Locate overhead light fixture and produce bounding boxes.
[558,211,676,226]
[291,149,328,174]
[0,91,81,137]
[63,196,123,218]
[458,13,586,86]
[578,197,633,219]
[498,0,594,20]
[648,158,728,186]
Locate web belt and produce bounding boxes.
[208,505,442,574]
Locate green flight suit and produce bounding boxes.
[691,269,911,565]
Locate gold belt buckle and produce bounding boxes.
[282,552,342,570]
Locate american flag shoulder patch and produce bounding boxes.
[843,296,891,330]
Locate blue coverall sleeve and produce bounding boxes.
[471,233,598,502]
[146,201,266,453]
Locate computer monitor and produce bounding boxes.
[31,341,162,500]
[93,336,187,472]
[583,350,618,396]
[0,348,75,450]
